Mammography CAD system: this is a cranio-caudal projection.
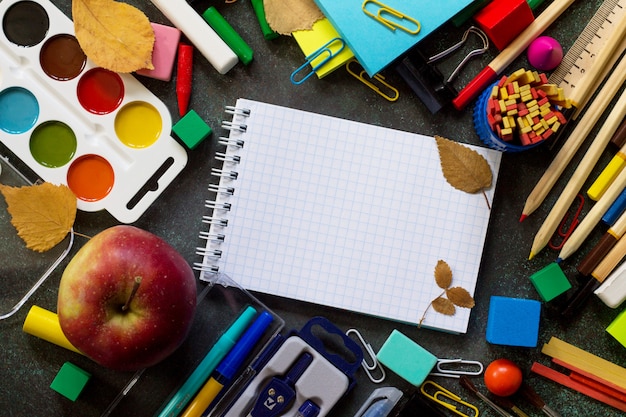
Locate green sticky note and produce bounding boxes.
[607,308,626,348]
[376,329,437,386]
[50,362,91,401]
[530,262,572,301]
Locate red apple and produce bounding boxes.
[57,225,197,371]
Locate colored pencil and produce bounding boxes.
[520,54,626,222]
[557,165,626,261]
[528,87,626,259]
[578,209,626,275]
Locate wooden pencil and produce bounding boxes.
[520,54,626,221]
[529,87,626,259]
[578,209,626,275]
[557,166,626,261]
[591,232,626,282]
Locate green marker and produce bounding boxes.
[156,305,257,417]
[202,7,254,65]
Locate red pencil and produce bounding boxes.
[176,43,193,116]
[452,0,574,110]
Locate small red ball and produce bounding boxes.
[484,358,523,396]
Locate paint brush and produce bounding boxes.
[519,383,562,417]
[459,376,515,417]
[491,395,530,417]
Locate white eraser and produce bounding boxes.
[150,0,238,74]
[595,262,626,308]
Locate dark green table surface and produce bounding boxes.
[2,0,625,416]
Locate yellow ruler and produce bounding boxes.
[548,0,626,100]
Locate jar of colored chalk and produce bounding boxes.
[473,68,569,152]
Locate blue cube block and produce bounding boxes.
[376,329,437,386]
[486,296,541,347]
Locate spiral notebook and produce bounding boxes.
[196,98,502,333]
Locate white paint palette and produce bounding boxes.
[0,0,187,223]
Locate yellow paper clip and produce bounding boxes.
[290,37,345,85]
[362,0,420,34]
[420,380,479,417]
[346,328,386,383]
[346,59,399,102]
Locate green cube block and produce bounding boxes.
[530,262,572,302]
[376,329,437,386]
[50,362,91,401]
[172,110,212,150]
[607,308,626,349]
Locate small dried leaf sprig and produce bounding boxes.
[419,260,475,327]
[435,135,493,209]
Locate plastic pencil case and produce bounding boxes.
[101,273,285,416]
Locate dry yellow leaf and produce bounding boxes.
[73,0,154,73]
[434,259,452,289]
[432,296,455,316]
[264,0,324,35]
[0,183,77,252]
[446,287,475,309]
[435,135,493,194]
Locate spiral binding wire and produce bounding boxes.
[196,104,251,274]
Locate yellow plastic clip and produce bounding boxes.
[290,37,345,85]
[362,0,421,34]
[346,59,399,102]
[420,380,479,417]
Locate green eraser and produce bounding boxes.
[607,308,626,348]
[376,329,437,386]
[50,362,91,401]
[172,110,212,150]
[530,262,572,302]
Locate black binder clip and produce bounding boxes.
[395,26,488,114]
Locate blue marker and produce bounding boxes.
[602,187,626,225]
[180,311,275,417]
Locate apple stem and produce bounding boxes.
[122,276,142,312]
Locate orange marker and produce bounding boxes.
[177,43,194,116]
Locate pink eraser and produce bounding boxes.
[527,36,563,72]
[136,23,181,81]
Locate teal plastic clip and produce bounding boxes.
[290,37,345,85]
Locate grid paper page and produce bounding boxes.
[199,98,502,333]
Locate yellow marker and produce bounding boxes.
[22,305,82,354]
[588,149,626,201]
[180,377,223,417]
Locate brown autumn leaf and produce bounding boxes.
[73,0,154,73]
[434,259,453,289]
[435,135,493,194]
[432,296,456,316]
[446,287,475,308]
[264,0,324,35]
[0,183,76,252]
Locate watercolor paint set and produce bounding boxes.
[0,0,188,223]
